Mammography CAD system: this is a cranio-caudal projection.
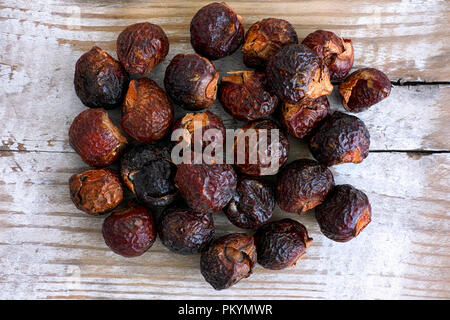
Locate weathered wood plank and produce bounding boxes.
[0,151,448,299]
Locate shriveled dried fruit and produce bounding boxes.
[309,111,370,166]
[69,108,127,167]
[121,78,173,144]
[276,159,334,214]
[281,95,330,139]
[242,18,298,69]
[315,184,371,242]
[121,143,177,207]
[164,53,219,110]
[69,169,123,215]
[219,71,278,122]
[225,178,274,229]
[190,2,244,60]
[254,218,312,270]
[74,46,128,109]
[266,44,333,103]
[234,120,289,176]
[117,22,169,75]
[102,204,156,257]
[200,233,256,290]
[302,30,354,81]
[158,205,214,254]
[175,164,237,214]
[339,68,391,113]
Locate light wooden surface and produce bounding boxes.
[0,0,449,300]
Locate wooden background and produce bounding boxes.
[0,0,449,299]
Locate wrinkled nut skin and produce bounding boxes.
[69,109,127,167]
[74,46,129,109]
[190,2,244,60]
[266,44,333,103]
[339,68,391,113]
[121,143,178,207]
[164,53,219,110]
[102,204,157,257]
[225,178,275,229]
[254,219,312,270]
[276,159,335,214]
[281,96,330,139]
[302,30,354,81]
[200,233,256,290]
[309,111,370,166]
[175,164,237,214]
[158,206,215,254]
[234,120,289,176]
[315,184,372,242]
[242,18,298,69]
[69,169,123,215]
[117,22,169,75]
[219,71,279,122]
[121,78,174,144]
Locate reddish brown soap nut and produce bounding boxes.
[200,233,257,290]
[121,78,174,144]
[121,143,178,207]
[309,111,370,166]
[164,53,219,110]
[302,30,354,81]
[158,205,215,254]
[219,71,279,122]
[266,44,333,103]
[276,159,335,214]
[102,204,157,257]
[234,120,289,176]
[339,68,391,113]
[69,108,127,167]
[69,169,123,215]
[242,18,298,69]
[174,163,237,214]
[117,22,169,75]
[254,218,312,270]
[190,2,244,60]
[315,184,372,242]
[281,95,330,139]
[74,46,129,109]
[225,178,275,230]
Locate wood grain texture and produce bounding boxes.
[0,0,449,300]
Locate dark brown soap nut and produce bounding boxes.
[116,22,169,75]
[200,233,256,290]
[315,184,372,242]
[69,108,127,167]
[74,46,129,109]
[309,111,370,166]
[219,71,279,122]
[302,30,354,81]
[121,78,174,144]
[266,44,333,103]
[120,143,177,207]
[174,164,237,214]
[234,120,289,176]
[281,95,330,139]
[102,204,157,257]
[339,68,391,113]
[158,205,215,254]
[276,159,335,214]
[254,218,312,270]
[69,169,123,215]
[242,18,298,69]
[225,178,275,229]
[190,2,244,60]
[164,53,219,110]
